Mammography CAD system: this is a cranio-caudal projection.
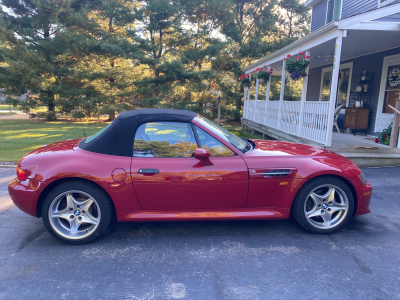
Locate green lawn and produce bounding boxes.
[0,104,18,111]
[0,120,109,162]
[222,124,260,140]
[0,104,48,112]
[0,120,260,162]
[0,112,17,115]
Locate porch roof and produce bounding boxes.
[244,3,400,73]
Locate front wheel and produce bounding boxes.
[292,177,354,234]
[42,181,113,244]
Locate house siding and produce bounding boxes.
[306,47,400,135]
[311,0,328,32]
[342,0,400,19]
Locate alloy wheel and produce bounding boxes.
[304,184,349,230]
[48,190,101,240]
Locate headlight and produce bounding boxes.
[358,172,367,185]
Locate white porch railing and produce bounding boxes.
[244,98,330,145]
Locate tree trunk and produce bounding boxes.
[43,91,56,121]
[235,96,242,121]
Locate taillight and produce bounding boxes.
[16,167,26,181]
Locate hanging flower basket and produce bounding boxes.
[256,71,270,85]
[284,52,310,81]
[239,74,251,88]
[388,68,400,87]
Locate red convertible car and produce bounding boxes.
[8,109,372,244]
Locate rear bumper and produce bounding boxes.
[8,178,48,217]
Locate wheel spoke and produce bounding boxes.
[66,193,79,209]
[80,198,94,211]
[321,211,332,227]
[52,211,71,221]
[307,208,322,219]
[69,217,80,235]
[80,212,98,225]
[321,187,336,202]
[330,204,346,213]
[309,192,324,206]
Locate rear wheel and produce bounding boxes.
[42,181,113,244]
[292,177,354,234]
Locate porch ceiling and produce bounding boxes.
[309,30,400,68]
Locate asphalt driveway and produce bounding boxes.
[0,166,399,299]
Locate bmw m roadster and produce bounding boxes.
[8,108,372,244]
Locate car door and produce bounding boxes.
[130,121,248,210]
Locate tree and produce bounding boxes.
[0,0,139,120]
[128,0,223,118]
[0,0,87,119]
[210,0,309,120]
[0,0,310,121]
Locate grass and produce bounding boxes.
[0,104,18,111]
[223,124,261,139]
[0,104,48,112]
[0,119,109,162]
[0,119,261,162]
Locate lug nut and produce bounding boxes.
[70,215,74,219]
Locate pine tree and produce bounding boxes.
[0,0,89,119]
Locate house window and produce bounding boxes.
[382,64,400,114]
[326,0,342,24]
[320,63,353,108]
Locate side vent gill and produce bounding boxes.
[262,169,292,177]
[249,168,298,179]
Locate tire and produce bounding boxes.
[42,180,113,245]
[292,176,354,234]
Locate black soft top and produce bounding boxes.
[79,108,198,157]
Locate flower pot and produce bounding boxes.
[243,82,251,88]
[258,78,265,84]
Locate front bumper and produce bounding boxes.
[8,178,48,217]
[354,179,372,216]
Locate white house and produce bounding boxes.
[242,0,400,148]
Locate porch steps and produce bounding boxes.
[335,153,400,168]
[326,147,400,154]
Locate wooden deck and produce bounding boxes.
[329,132,390,149]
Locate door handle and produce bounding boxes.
[138,169,159,174]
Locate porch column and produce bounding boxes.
[243,87,248,119]
[325,31,344,146]
[253,77,259,122]
[247,80,251,120]
[263,65,271,125]
[277,59,286,130]
[297,50,310,137]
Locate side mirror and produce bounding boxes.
[194,148,213,166]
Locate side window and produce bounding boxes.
[194,126,235,157]
[134,122,198,158]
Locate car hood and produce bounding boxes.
[243,140,361,178]
[248,140,337,157]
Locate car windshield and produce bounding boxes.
[195,115,249,152]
